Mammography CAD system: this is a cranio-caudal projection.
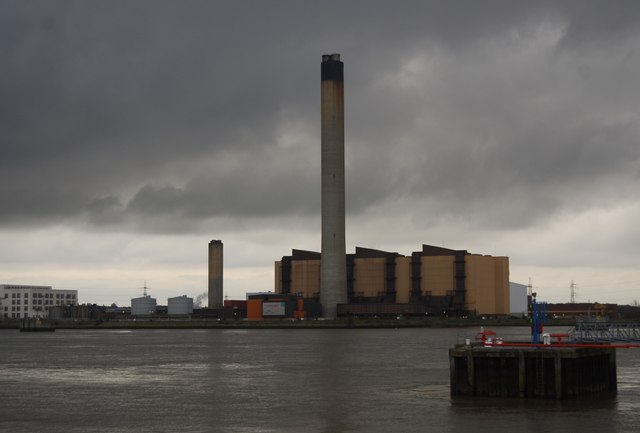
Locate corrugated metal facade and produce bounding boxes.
[275,244,511,316]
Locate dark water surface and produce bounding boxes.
[1,327,639,433]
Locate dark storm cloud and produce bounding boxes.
[557,0,640,49]
[1,0,312,228]
[1,1,639,234]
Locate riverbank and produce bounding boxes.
[0,316,577,330]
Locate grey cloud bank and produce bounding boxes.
[1,1,639,305]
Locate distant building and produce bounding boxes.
[0,284,78,319]
[168,295,194,316]
[222,299,247,320]
[509,282,528,317]
[548,303,618,319]
[246,292,315,321]
[275,244,510,317]
[105,306,131,320]
[131,295,157,316]
[49,304,100,321]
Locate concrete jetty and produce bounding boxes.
[449,343,617,399]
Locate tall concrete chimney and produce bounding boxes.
[208,240,223,309]
[320,53,347,319]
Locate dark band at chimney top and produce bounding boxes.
[321,53,343,81]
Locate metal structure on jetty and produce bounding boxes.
[569,321,640,343]
[450,293,638,399]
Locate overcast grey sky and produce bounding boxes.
[2,0,639,306]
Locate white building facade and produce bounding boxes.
[509,282,528,317]
[0,284,78,319]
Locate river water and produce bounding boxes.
[1,327,639,433]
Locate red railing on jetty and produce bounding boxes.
[475,328,640,349]
[481,341,640,349]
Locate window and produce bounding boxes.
[24,293,28,298]
[24,313,28,318]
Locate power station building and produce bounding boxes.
[274,244,510,317]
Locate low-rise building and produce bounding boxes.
[0,284,78,319]
[548,302,618,319]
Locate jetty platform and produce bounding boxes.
[449,343,617,399]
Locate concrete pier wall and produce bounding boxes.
[450,345,617,399]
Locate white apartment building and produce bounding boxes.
[0,284,78,319]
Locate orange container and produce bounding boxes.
[247,299,263,321]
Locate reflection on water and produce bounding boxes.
[1,327,639,433]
